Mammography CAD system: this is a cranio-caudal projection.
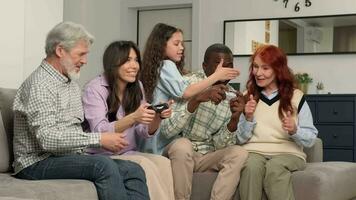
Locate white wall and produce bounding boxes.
[24,1,64,80]
[64,0,122,87]
[0,0,63,88]
[0,0,63,89]
[0,1,25,89]
[196,0,356,94]
[4,0,354,94]
[118,0,356,94]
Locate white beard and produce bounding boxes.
[67,71,80,81]
[60,57,80,81]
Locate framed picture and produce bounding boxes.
[265,20,270,31]
[252,40,258,52]
[265,31,270,43]
[251,40,264,52]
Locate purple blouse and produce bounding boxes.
[82,75,153,155]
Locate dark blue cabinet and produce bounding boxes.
[305,94,356,162]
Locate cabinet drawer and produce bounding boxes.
[317,125,354,147]
[317,101,354,123]
[323,149,354,162]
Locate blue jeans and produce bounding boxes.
[15,154,149,200]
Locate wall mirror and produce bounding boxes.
[223,14,356,56]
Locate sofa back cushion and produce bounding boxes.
[304,138,323,162]
[0,87,17,172]
[0,112,10,172]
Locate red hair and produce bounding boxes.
[246,45,298,120]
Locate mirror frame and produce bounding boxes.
[223,13,356,56]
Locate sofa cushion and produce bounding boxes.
[192,161,356,200]
[304,138,323,162]
[0,88,17,173]
[292,162,356,200]
[0,173,98,200]
[0,87,17,136]
[0,112,10,172]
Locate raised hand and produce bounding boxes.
[100,132,129,153]
[282,111,297,135]
[229,91,245,119]
[245,94,257,121]
[212,59,240,81]
[133,103,156,124]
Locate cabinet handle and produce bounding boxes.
[332,109,338,115]
[332,134,338,138]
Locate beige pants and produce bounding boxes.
[164,138,248,200]
[111,152,174,200]
[239,153,306,200]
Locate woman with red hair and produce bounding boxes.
[237,45,318,200]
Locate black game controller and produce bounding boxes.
[147,103,169,113]
[225,91,237,101]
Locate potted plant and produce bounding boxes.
[295,73,313,94]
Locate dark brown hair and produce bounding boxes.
[246,45,298,120]
[103,41,143,115]
[140,23,185,102]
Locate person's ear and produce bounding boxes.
[202,62,208,74]
[55,45,65,58]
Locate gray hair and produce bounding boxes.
[45,21,94,56]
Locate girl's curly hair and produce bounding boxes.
[140,23,185,103]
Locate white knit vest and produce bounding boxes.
[243,89,306,160]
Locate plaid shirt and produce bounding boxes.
[12,60,100,174]
[160,71,239,154]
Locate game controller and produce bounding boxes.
[225,91,237,101]
[147,103,169,113]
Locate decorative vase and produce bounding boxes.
[299,83,309,94]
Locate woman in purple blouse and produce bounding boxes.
[82,41,174,200]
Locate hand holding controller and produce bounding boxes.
[225,91,237,101]
[147,103,169,113]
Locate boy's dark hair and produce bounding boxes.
[203,43,233,63]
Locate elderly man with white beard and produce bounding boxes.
[12,21,149,200]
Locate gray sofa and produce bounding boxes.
[1,87,356,200]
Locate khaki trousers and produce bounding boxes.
[111,152,174,200]
[239,153,306,200]
[164,138,248,200]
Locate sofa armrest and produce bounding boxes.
[0,87,17,173]
[304,138,323,163]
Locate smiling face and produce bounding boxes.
[165,31,184,62]
[117,48,140,84]
[203,52,233,85]
[252,55,278,93]
[59,40,89,80]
